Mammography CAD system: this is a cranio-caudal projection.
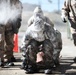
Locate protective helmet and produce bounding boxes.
[34,6,43,14]
[33,6,44,19]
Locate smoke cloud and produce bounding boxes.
[0,0,21,25]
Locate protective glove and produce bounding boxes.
[61,14,67,23]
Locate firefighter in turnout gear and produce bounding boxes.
[61,0,76,62]
[0,0,22,67]
[20,13,62,73]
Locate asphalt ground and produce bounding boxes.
[1,30,76,75]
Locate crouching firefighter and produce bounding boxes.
[28,6,62,68]
[20,17,54,74]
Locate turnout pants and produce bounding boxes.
[0,24,14,62]
[25,39,54,69]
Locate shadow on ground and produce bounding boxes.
[51,57,76,75]
[1,55,76,75]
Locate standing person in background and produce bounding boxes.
[0,0,22,67]
[61,0,76,62]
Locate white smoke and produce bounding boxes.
[0,0,21,25]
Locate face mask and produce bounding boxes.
[34,12,44,19]
[33,17,44,31]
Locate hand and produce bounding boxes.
[36,52,44,63]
